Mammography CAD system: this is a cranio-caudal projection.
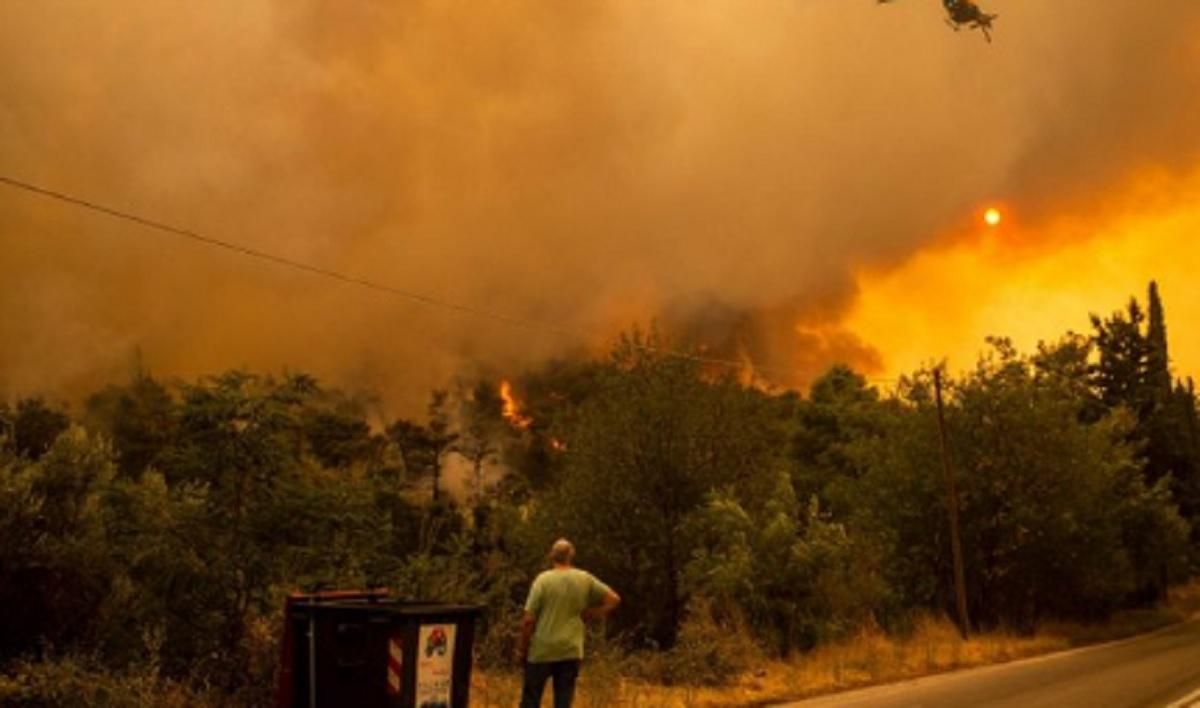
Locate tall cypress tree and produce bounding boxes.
[1146,282,1172,395]
[1091,284,1197,500]
[1093,284,1200,582]
[1143,282,1178,486]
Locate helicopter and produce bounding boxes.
[943,0,997,41]
[877,0,997,42]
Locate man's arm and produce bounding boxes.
[518,575,543,664]
[581,589,620,622]
[517,611,537,663]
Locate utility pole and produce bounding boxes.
[933,367,971,639]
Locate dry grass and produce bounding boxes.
[471,664,762,708]
[471,620,1065,708]
[474,579,1200,707]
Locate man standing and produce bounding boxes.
[518,538,620,708]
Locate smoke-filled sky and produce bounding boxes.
[2,0,1199,413]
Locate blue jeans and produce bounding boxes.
[520,659,581,708]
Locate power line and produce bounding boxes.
[0,174,899,386]
[0,175,583,338]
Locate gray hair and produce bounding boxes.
[549,538,575,565]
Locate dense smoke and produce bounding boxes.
[2,0,1198,410]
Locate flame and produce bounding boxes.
[499,380,533,429]
[549,437,568,452]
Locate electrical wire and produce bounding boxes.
[0,174,900,386]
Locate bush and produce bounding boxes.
[658,596,760,687]
[0,655,214,708]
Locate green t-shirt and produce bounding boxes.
[524,567,612,663]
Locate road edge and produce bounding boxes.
[759,612,1200,707]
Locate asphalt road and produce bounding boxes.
[784,618,1200,708]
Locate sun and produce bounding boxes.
[984,207,1002,227]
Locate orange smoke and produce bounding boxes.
[499,380,533,429]
[845,168,1200,382]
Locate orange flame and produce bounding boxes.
[549,437,567,452]
[499,380,533,429]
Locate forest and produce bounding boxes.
[1,282,1197,705]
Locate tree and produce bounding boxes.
[426,391,458,505]
[1146,282,1172,395]
[683,473,882,655]
[791,365,886,517]
[854,342,1189,628]
[0,428,116,659]
[1181,379,1200,507]
[1032,332,1106,423]
[1091,298,1149,416]
[388,419,434,484]
[1092,285,1200,536]
[453,381,505,507]
[501,358,605,493]
[85,368,177,477]
[11,398,70,461]
[543,329,784,648]
[0,402,12,447]
[155,371,315,688]
[302,406,375,470]
[386,390,458,504]
[1143,283,1187,487]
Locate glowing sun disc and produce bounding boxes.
[984,208,1002,227]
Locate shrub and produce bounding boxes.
[659,596,760,686]
[0,655,214,708]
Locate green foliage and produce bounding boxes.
[302,409,375,470]
[792,366,886,515]
[453,381,506,505]
[85,370,176,477]
[3,284,1198,699]
[0,654,213,708]
[543,328,785,648]
[387,390,459,503]
[850,339,1190,631]
[1092,284,1200,547]
[10,398,70,461]
[0,429,115,658]
[683,476,883,654]
[658,595,760,686]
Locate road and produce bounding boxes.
[784,618,1200,708]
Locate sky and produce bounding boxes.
[2,0,1199,413]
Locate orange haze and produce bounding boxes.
[847,168,1200,383]
[2,1,1199,409]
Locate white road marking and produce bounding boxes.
[786,616,1200,707]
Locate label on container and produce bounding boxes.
[416,623,456,708]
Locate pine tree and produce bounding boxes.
[1093,284,1200,535]
[1184,379,1200,458]
[1174,378,1200,535]
[1143,282,1179,486]
[1090,298,1149,416]
[1146,282,1173,395]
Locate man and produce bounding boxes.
[518,538,620,708]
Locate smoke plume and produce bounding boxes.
[2,0,1198,410]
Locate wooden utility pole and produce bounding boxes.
[933,367,971,639]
